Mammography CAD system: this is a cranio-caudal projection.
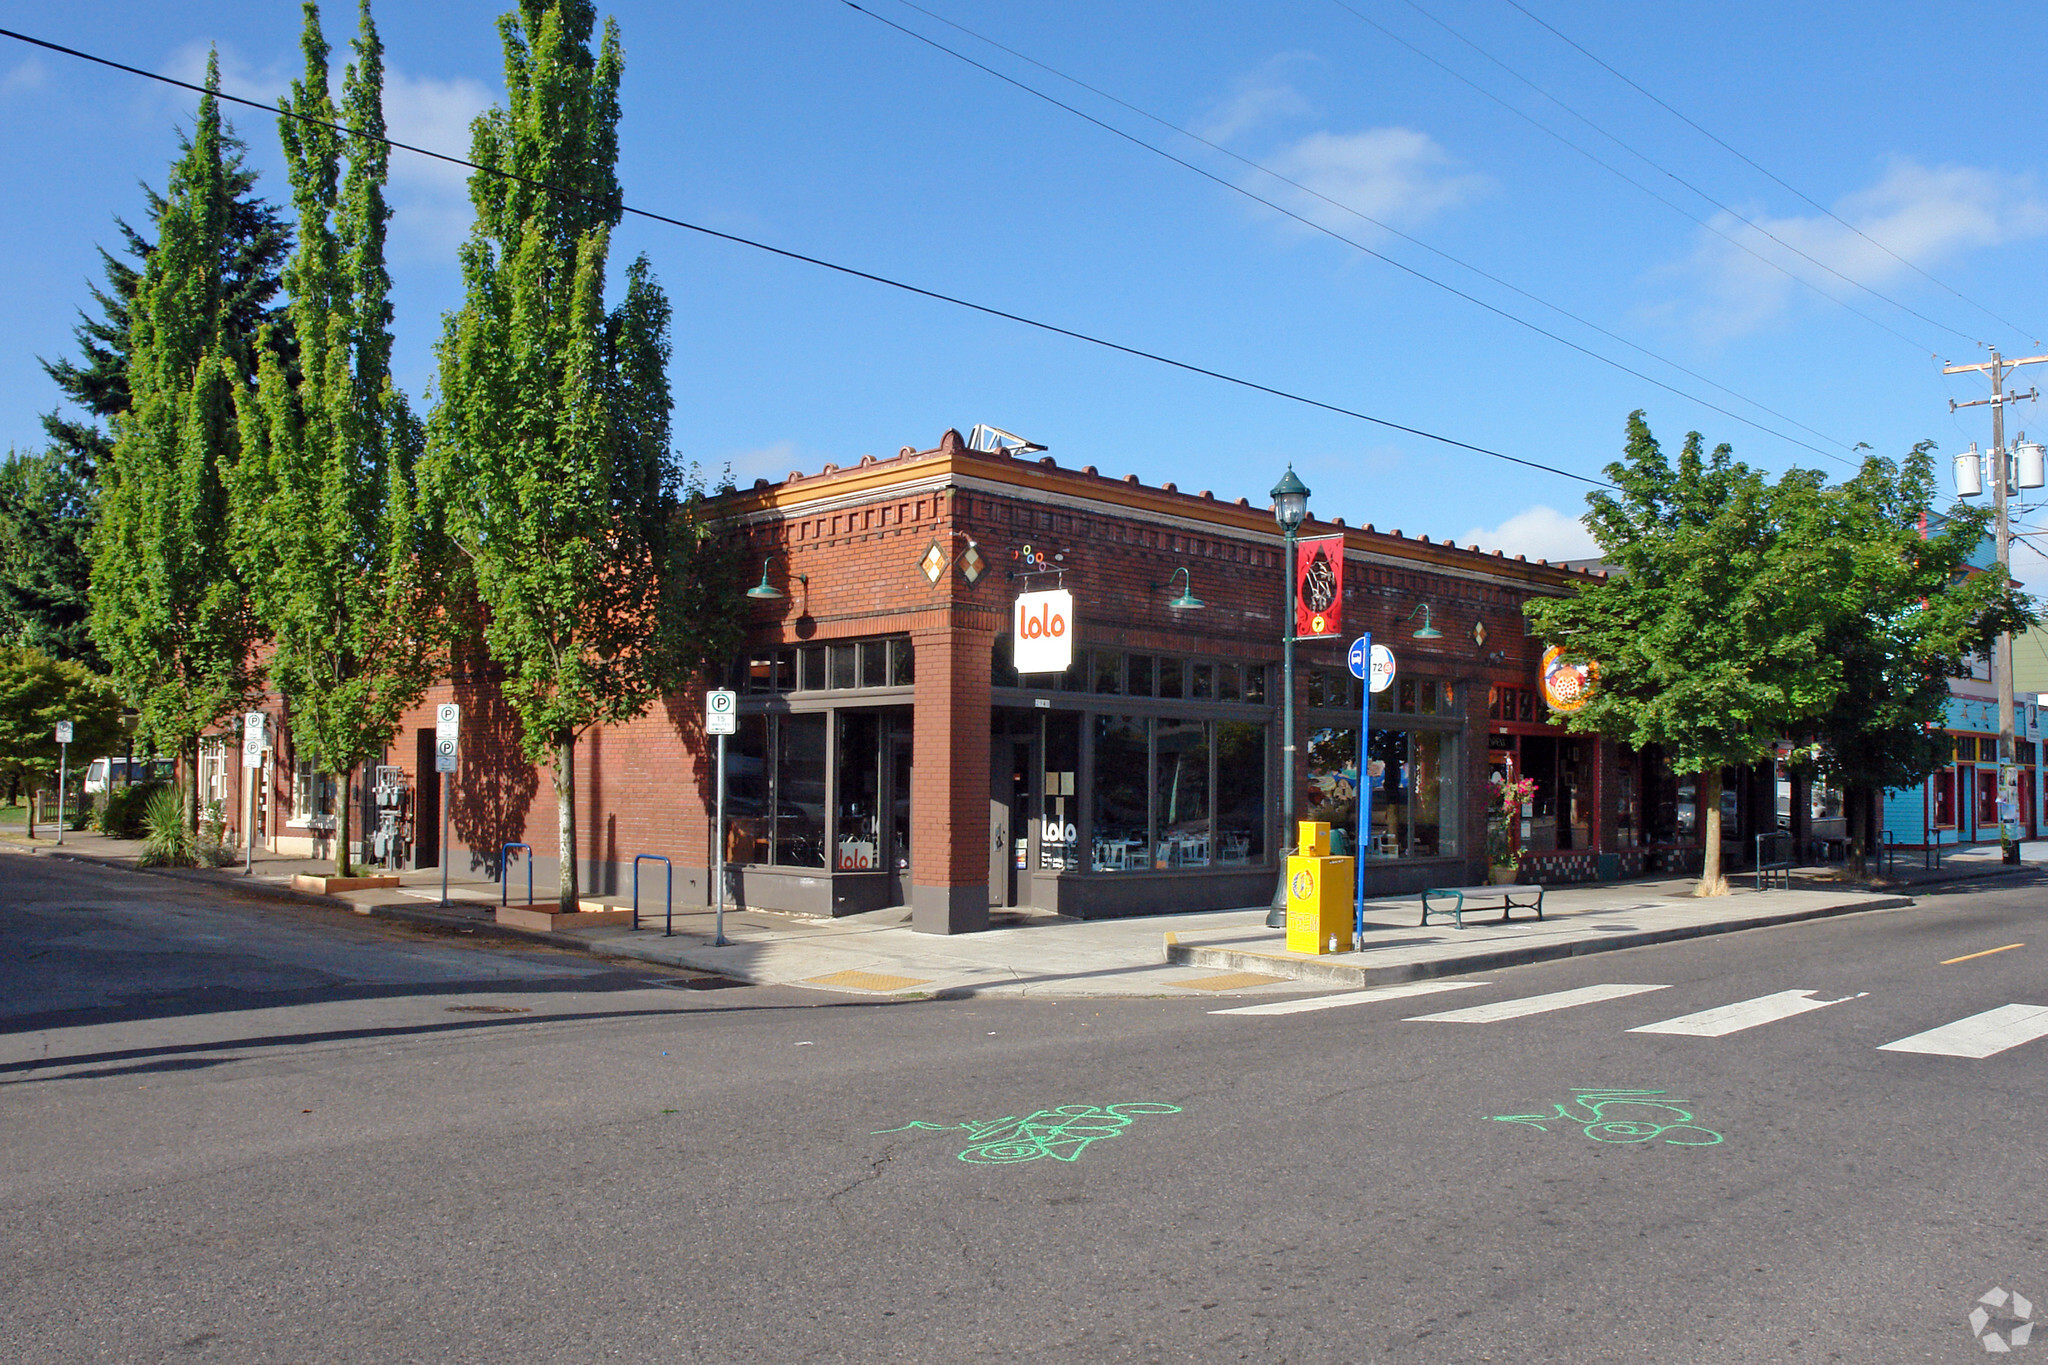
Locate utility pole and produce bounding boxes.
[1947,348,2047,863]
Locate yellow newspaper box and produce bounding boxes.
[1286,822,1355,954]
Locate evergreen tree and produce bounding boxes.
[90,54,262,819]
[19,120,287,673]
[0,448,98,666]
[0,646,126,804]
[428,1,738,912]
[233,0,439,877]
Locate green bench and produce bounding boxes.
[1420,883,1545,929]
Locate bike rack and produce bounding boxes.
[501,842,533,907]
[633,854,673,935]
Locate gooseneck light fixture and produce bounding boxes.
[746,555,805,602]
[1152,566,1206,612]
[1408,603,1443,640]
[1267,465,1311,930]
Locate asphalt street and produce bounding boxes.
[4,852,2047,1363]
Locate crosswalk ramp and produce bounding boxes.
[1215,981,2048,1060]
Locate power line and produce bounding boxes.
[1322,0,1944,359]
[878,0,1858,460]
[0,23,1614,490]
[1391,0,1990,351]
[843,1,1852,467]
[1496,0,2044,350]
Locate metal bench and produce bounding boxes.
[1755,831,1794,891]
[1420,884,1544,929]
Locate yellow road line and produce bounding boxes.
[1941,943,2025,965]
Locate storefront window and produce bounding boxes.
[775,715,826,868]
[1215,721,1266,864]
[1153,719,1211,867]
[1933,769,1957,827]
[1094,651,1123,695]
[1127,654,1156,697]
[724,715,771,863]
[1092,716,1150,871]
[1306,726,1359,844]
[1158,657,1184,699]
[1041,713,1081,870]
[836,713,880,871]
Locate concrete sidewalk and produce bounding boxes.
[6,827,2027,999]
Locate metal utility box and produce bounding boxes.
[1286,821,1355,954]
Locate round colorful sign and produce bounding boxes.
[1540,645,1598,713]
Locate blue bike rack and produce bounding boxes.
[633,854,673,935]
[501,842,533,907]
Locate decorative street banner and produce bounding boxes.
[1541,644,1599,713]
[1294,534,1344,639]
[1013,588,1075,674]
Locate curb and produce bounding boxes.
[0,840,600,954]
[1164,894,1918,988]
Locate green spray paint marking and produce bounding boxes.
[875,1103,1182,1164]
[1489,1089,1723,1146]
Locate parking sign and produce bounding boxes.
[706,689,737,735]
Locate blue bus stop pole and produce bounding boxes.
[1355,632,1372,948]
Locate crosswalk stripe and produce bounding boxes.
[1878,1004,2048,1059]
[1209,979,1491,1017]
[1405,982,1667,1023]
[1628,989,1860,1037]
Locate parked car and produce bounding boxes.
[83,757,173,795]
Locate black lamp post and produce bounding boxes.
[1266,466,1310,928]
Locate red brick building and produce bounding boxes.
[211,428,1708,933]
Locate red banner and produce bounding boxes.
[1294,534,1344,639]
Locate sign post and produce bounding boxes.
[53,721,72,846]
[242,711,267,874]
[706,689,737,945]
[435,704,460,906]
[1348,638,1397,944]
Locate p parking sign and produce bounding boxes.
[706,688,738,736]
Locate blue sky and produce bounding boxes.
[4,0,2046,567]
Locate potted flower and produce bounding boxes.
[1488,776,1538,885]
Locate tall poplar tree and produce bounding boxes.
[91,55,262,814]
[429,1,732,912]
[233,0,438,877]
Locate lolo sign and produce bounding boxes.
[1013,588,1074,674]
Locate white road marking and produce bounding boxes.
[1629,989,1862,1037]
[1878,1004,2048,1059]
[1209,979,1490,1017]
[1406,982,1667,1023]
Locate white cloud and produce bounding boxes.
[381,67,494,260]
[1194,55,1315,144]
[1461,505,1597,562]
[1673,159,2048,339]
[1264,126,1488,232]
[2,57,48,97]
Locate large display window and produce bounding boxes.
[1306,724,1459,858]
[723,713,826,868]
[1088,715,1268,872]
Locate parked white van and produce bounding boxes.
[83,757,172,794]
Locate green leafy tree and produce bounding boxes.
[1775,446,2032,870]
[0,646,126,805]
[427,1,739,912]
[0,448,98,665]
[232,1,438,877]
[17,113,288,673]
[1526,413,1840,895]
[90,55,264,822]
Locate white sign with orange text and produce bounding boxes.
[1013,588,1075,674]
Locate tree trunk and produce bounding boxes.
[335,766,352,879]
[556,731,578,914]
[1844,782,1869,880]
[1696,767,1729,896]
[186,737,200,833]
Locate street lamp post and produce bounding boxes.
[1266,466,1310,929]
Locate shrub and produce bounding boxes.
[194,799,239,868]
[137,785,195,868]
[94,781,163,839]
